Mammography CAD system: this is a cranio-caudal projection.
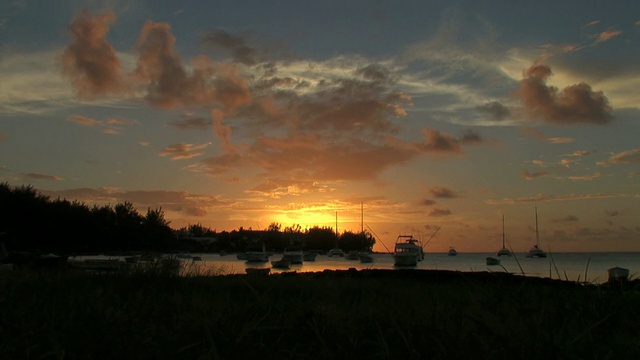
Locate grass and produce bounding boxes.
[1,267,639,359]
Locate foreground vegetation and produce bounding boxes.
[1,267,639,359]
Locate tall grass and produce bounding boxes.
[1,269,639,359]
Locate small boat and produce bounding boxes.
[345,251,359,260]
[486,257,500,266]
[447,247,457,256]
[245,245,269,263]
[328,248,345,257]
[393,235,423,266]
[526,207,547,258]
[282,246,303,264]
[303,251,318,262]
[358,252,374,263]
[607,267,630,283]
[496,215,512,257]
[245,267,270,275]
[271,258,291,269]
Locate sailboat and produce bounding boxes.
[328,212,344,257]
[496,215,512,257]
[358,203,374,263]
[526,207,547,258]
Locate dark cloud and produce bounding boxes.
[476,101,510,121]
[418,199,436,206]
[429,186,458,199]
[459,129,483,144]
[201,29,263,66]
[61,9,124,97]
[516,63,613,125]
[418,129,463,153]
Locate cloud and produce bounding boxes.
[429,208,452,217]
[245,179,332,198]
[418,199,436,206]
[68,115,132,134]
[169,117,212,130]
[597,149,640,166]
[521,169,548,180]
[475,101,510,121]
[568,173,602,181]
[485,192,639,205]
[201,29,266,66]
[516,63,613,125]
[19,173,64,181]
[159,143,210,160]
[41,188,232,218]
[61,9,124,98]
[548,137,574,144]
[429,186,458,199]
[567,150,593,157]
[593,29,623,45]
[418,129,463,154]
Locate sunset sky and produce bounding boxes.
[1,1,639,252]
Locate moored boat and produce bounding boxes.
[486,257,500,266]
[496,215,512,257]
[271,258,291,269]
[526,207,547,258]
[282,246,304,264]
[393,235,423,266]
[303,251,318,262]
[448,247,457,256]
[245,245,269,263]
[328,248,345,257]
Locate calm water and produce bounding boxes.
[192,252,640,284]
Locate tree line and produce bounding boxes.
[0,183,375,255]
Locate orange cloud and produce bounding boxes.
[159,143,209,160]
[61,9,123,98]
[594,29,622,44]
[516,63,613,125]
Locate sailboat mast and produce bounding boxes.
[361,202,364,233]
[535,206,540,247]
[502,214,505,248]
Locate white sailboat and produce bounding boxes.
[496,215,512,257]
[526,207,547,258]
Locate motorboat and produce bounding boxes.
[447,247,457,256]
[303,251,318,262]
[282,246,303,264]
[526,207,547,258]
[486,257,500,266]
[245,245,269,263]
[358,252,374,263]
[496,215,512,257]
[345,251,359,260]
[393,235,423,266]
[328,248,345,257]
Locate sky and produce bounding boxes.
[1,0,639,253]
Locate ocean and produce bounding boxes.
[194,251,640,284]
